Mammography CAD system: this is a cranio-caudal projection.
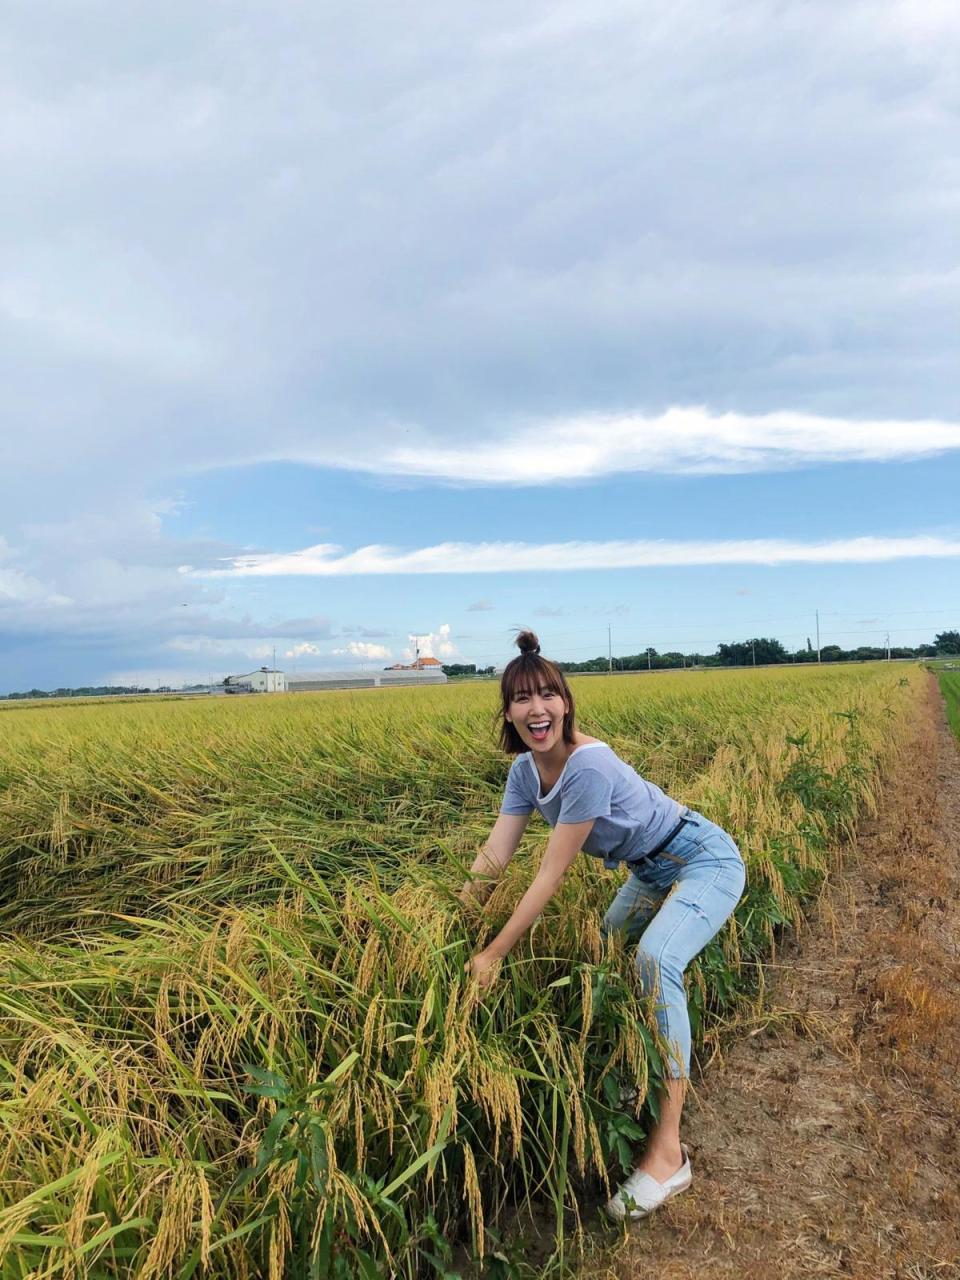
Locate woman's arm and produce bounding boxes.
[466,818,594,986]
[458,811,531,906]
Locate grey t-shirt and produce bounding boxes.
[499,741,682,868]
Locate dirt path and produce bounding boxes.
[586,674,960,1280]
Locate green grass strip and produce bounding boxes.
[938,670,960,743]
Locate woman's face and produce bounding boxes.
[505,680,568,753]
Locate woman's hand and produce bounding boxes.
[464,949,502,992]
[457,882,486,910]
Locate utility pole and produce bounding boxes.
[751,639,756,667]
[607,625,612,673]
[410,631,429,672]
[647,648,652,671]
[885,631,890,661]
[816,610,821,663]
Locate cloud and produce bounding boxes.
[467,599,495,612]
[403,624,457,661]
[284,642,324,658]
[332,641,392,660]
[202,533,960,578]
[2,1,959,689]
[167,636,275,660]
[2,0,959,512]
[337,409,960,485]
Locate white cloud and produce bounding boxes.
[331,640,392,660]
[285,642,324,658]
[204,533,960,578]
[0,566,73,609]
[403,624,457,661]
[0,535,74,608]
[333,408,960,485]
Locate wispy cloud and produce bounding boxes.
[202,534,960,578]
[332,409,960,485]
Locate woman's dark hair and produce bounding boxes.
[498,630,577,754]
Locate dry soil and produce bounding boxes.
[584,673,960,1280]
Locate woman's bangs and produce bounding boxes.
[503,657,565,702]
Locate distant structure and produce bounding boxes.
[288,666,447,693]
[224,667,287,693]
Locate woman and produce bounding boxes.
[461,631,746,1221]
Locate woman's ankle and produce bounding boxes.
[644,1136,683,1162]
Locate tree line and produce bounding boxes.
[4,632,957,699]
[549,629,960,673]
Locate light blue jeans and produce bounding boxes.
[601,809,746,1080]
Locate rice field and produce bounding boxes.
[0,665,922,1277]
[936,669,960,743]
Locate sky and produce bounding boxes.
[1,0,959,692]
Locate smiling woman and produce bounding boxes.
[460,629,746,1221]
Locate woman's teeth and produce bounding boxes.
[529,721,550,740]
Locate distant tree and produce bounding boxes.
[852,647,884,662]
[753,637,789,664]
[557,656,607,673]
[716,638,787,666]
[716,641,750,666]
[934,630,960,654]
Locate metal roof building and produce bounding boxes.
[224,667,288,693]
[287,668,447,692]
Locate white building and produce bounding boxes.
[224,667,287,693]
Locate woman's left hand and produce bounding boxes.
[465,949,501,991]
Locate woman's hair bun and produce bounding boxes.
[515,629,541,655]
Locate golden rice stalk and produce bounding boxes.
[462,1139,485,1259]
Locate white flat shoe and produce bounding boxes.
[604,1144,692,1222]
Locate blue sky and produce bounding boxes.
[1,1,959,691]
